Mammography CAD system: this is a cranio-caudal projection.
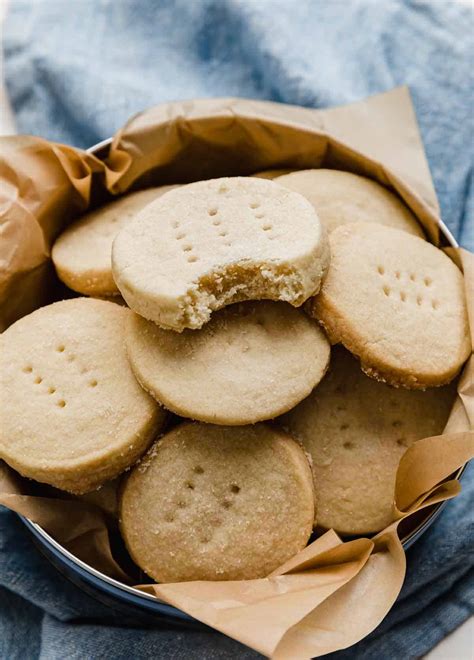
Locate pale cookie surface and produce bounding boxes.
[52,186,177,296]
[112,177,329,331]
[120,423,315,582]
[310,223,471,388]
[126,301,330,425]
[276,169,424,237]
[281,347,456,535]
[0,298,165,493]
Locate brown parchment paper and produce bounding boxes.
[0,87,473,659]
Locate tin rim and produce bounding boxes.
[19,131,467,620]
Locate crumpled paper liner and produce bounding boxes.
[0,88,473,659]
[0,463,129,583]
[0,87,445,332]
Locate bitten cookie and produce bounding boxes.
[52,186,177,296]
[126,301,330,425]
[120,423,315,582]
[309,223,471,388]
[281,347,456,535]
[0,298,165,493]
[112,177,329,331]
[276,169,424,237]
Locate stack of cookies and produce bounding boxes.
[0,171,470,583]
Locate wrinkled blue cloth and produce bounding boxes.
[2,1,474,658]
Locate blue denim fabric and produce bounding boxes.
[4,0,474,250]
[1,466,473,659]
[2,1,473,658]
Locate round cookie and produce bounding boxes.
[126,301,330,425]
[112,177,329,331]
[0,298,166,493]
[281,347,456,535]
[309,223,471,388]
[276,169,424,237]
[120,423,315,582]
[252,168,295,180]
[52,185,177,296]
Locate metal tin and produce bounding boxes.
[18,134,467,627]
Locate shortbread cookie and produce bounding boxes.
[310,223,471,388]
[126,301,330,425]
[52,186,177,296]
[112,177,329,331]
[0,298,165,493]
[281,347,456,535]
[252,168,295,179]
[120,423,315,582]
[276,169,424,237]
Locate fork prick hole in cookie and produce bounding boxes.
[208,208,218,216]
[194,466,204,474]
[23,365,33,373]
[417,295,423,306]
[377,265,385,275]
[34,376,43,384]
[187,255,198,263]
[262,224,272,231]
[89,379,98,388]
[432,300,439,310]
[383,285,391,297]
[400,291,407,302]
[57,345,65,353]
[48,387,56,395]
[395,271,401,280]
[185,481,195,490]
[230,484,240,494]
[343,441,354,450]
[250,201,260,209]
[57,400,66,408]
[424,277,432,287]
